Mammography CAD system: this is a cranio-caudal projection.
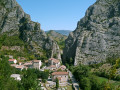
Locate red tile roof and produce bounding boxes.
[16,65,24,69]
[49,58,55,60]
[49,58,60,63]
[8,59,16,61]
[32,60,41,63]
[52,72,68,75]
[53,59,60,64]
[60,65,66,69]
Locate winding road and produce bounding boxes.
[68,70,80,90]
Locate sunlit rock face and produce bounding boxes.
[63,0,120,65]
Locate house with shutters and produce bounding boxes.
[48,58,60,68]
[52,72,69,83]
[32,60,42,70]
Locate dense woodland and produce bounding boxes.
[65,57,120,90]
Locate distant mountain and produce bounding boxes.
[46,30,67,50]
[46,30,71,36]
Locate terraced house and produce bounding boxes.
[48,58,60,68]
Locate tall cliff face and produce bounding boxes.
[63,0,120,65]
[0,0,61,60]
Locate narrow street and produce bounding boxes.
[68,70,79,90]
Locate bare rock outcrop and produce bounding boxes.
[63,0,120,65]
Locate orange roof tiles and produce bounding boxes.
[60,65,66,69]
[49,58,60,64]
[53,59,60,64]
[52,72,68,75]
[8,59,16,61]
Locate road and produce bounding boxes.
[68,70,80,90]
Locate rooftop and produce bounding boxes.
[8,59,16,61]
[10,74,21,80]
[52,72,68,75]
[24,62,32,66]
[49,58,60,63]
[60,65,66,69]
[16,65,24,69]
[11,74,20,77]
[32,60,41,63]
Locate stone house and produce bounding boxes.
[48,65,56,70]
[59,65,66,71]
[48,58,60,68]
[32,60,42,70]
[23,61,33,68]
[8,59,17,64]
[52,72,69,83]
[10,64,18,68]
[10,74,21,81]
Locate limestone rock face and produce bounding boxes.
[63,0,120,65]
[0,0,61,60]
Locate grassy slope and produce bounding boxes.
[96,76,120,87]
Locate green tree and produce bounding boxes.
[56,78,59,89]
[80,77,91,90]
[73,64,90,81]
[89,75,101,90]
[21,69,38,90]
[70,57,73,65]
[29,55,35,60]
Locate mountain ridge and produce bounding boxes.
[63,0,120,65]
[46,30,67,50]
[0,0,61,60]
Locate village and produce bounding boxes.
[8,56,78,90]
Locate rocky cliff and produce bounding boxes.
[46,30,67,54]
[0,0,61,60]
[63,0,120,65]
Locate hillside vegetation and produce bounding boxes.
[66,57,120,90]
[0,33,48,62]
[46,30,67,50]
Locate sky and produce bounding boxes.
[16,0,96,31]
